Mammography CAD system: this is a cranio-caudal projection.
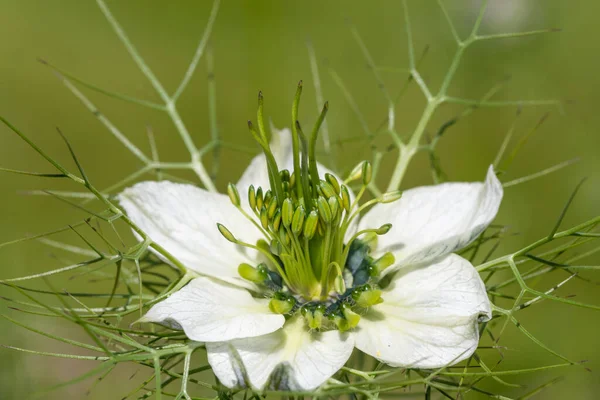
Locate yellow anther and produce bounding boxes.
[227,183,240,207]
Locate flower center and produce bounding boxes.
[217,83,401,331]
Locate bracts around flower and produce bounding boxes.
[118,89,502,391]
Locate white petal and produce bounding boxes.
[236,127,342,196]
[355,254,491,368]
[360,166,502,274]
[207,316,354,390]
[142,277,284,342]
[119,181,262,287]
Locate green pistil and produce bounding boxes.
[309,102,329,194]
[291,81,305,204]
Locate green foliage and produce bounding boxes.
[0,0,598,399]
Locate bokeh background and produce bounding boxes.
[1,0,599,398]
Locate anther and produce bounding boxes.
[269,239,281,256]
[347,162,364,183]
[278,227,289,246]
[271,209,282,231]
[328,196,339,220]
[282,198,293,228]
[317,196,332,223]
[376,223,392,235]
[257,239,270,254]
[256,187,264,210]
[260,207,269,229]
[227,183,240,207]
[217,223,236,242]
[291,205,306,234]
[325,173,341,194]
[319,180,337,199]
[362,161,372,186]
[267,196,278,219]
[264,190,273,207]
[303,210,319,240]
[238,263,268,283]
[248,185,257,210]
[340,186,351,212]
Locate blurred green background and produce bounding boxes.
[1,0,599,398]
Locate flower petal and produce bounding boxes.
[355,254,491,368]
[141,277,284,342]
[119,181,262,287]
[360,166,502,274]
[206,316,354,390]
[236,127,342,196]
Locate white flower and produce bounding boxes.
[119,127,502,391]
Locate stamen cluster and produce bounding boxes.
[217,83,401,331]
